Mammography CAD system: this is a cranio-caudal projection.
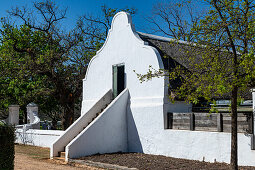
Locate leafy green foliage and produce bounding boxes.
[0,24,49,113]
[142,0,255,104]
[0,123,15,170]
[141,1,255,168]
[0,1,136,129]
[0,1,87,128]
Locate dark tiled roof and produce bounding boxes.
[137,32,252,100]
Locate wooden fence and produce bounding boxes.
[166,112,253,133]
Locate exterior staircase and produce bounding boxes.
[53,103,111,161]
[51,88,129,161]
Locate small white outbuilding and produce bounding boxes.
[51,12,255,166]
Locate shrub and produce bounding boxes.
[0,123,15,170]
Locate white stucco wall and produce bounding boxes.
[159,130,255,166]
[127,103,163,153]
[156,130,255,166]
[66,88,129,160]
[15,129,64,148]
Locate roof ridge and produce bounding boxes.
[137,31,189,45]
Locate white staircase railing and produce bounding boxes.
[51,89,113,158]
[66,88,129,160]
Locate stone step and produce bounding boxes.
[53,102,113,163]
[59,151,65,158]
[53,156,65,161]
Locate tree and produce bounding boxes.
[0,1,136,129]
[0,24,49,123]
[146,0,206,41]
[141,0,255,169]
[76,5,136,48]
[194,1,255,169]
[0,0,86,129]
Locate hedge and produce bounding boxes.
[0,123,15,170]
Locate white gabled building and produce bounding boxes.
[51,12,255,166]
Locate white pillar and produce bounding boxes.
[27,103,38,124]
[8,105,19,125]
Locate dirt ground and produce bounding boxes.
[79,152,255,170]
[14,145,101,170]
[15,145,255,170]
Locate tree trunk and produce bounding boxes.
[230,85,238,170]
[20,105,27,124]
[62,103,75,130]
[51,119,57,130]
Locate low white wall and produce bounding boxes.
[66,88,129,160]
[157,130,255,166]
[15,129,64,148]
[127,103,255,166]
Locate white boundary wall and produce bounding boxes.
[127,98,255,166]
[142,129,255,166]
[15,129,64,148]
[160,129,255,166]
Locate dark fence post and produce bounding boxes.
[190,113,195,131]
[217,113,223,132]
[251,110,255,150]
[251,89,255,150]
[251,135,255,150]
[167,112,173,129]
[164,112,168,129]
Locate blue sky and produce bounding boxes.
[0,0,159,33]
[0,0,209,37]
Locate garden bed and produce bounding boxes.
[78,152,255,170]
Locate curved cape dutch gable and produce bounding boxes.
[81,12,166,114]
